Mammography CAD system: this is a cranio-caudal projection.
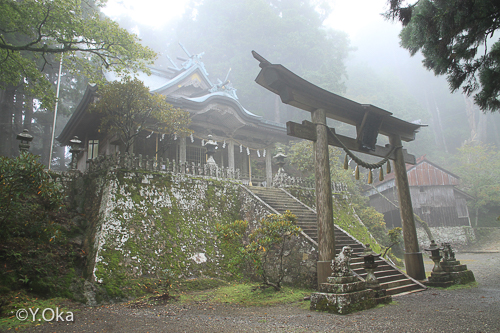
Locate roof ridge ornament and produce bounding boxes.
[166,55,180,70]
[209,68,238,99]
[178,42,209,77]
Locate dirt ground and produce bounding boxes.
[11,246,499,333]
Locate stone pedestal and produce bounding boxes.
[426,271,453,288]
[425,242,475,287]
[441,259,476,285]
[357,244,392,305]
[310,276,376,314]
[371,288,392,305]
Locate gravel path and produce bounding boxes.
[14,252,500,333]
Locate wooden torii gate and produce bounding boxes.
[252,51,426,285]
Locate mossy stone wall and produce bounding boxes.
[77,172,385,296]
[85,170,241,296]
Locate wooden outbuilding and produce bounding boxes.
[364,156,473,228]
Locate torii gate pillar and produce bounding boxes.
[251,50,427,283]
[390,134,426,280]
[312,109,336,285]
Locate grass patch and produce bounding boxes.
[171,278,230,293]
[428,281,478,290]
[178,282,314,307]
[0,291,77,331]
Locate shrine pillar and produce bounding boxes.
[228,140,235,170]
[179,136,186,165]
[390,134,426,280]
[265,145,273,187]
[312,108,336,285]
[248,153,253,186]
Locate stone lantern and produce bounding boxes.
[358,244,381,290]
[16,129,33,153]
[424,240,443,273]
[424,239,455,287]
[273,147,287,172]
[69,136,82,170]
[205,135,218,166]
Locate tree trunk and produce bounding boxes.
[424,91,441,147]
[433,103,449,153]
[24,96,33,132]
[0,86,16,157]
[477,112,487,143]
[463,94,478,143]
[491,114,500,146]
[13,87,24,157]
[42,123,51,166]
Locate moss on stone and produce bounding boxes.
[88,170,243,299]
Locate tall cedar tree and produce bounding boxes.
[385,0,500,112]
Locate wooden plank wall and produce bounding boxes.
[369,186,470,228]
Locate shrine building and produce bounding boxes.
[58,46,290,185]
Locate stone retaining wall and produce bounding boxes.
[83,169,242,297]
[416,226,476,248]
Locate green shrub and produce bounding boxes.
[218,211,302,291]
[0,153,64,240]
[0,153,81,298]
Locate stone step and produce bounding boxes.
[276,210,313,216]
[334,236,360,242]
[350,260,387,269]
[380,278,413,290]
[335,246,364,252]
[335,243,364,248]
[374,273,407,284]
[373,269,403,278]
[385,283,422,296]
[269,204,306,209]
[245,185,426,297]
[353,264,393,273]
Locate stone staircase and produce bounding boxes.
[246,186,426,297]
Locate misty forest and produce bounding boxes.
[3,0,498,223]
[1,0,500,328]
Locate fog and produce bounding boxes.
[76,0,500,167]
